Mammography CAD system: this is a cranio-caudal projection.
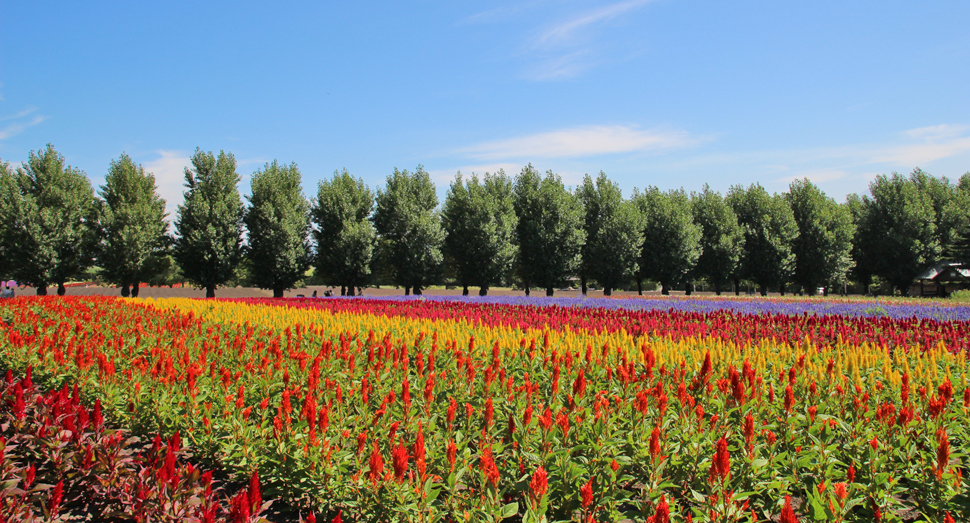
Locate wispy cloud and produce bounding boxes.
[522,0,657,80]
[535,0,652,49]
[0,111,46,141]
[455,125,697,161]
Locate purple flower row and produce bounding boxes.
[317,294,970,321]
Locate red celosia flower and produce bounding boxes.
[939,379,953,405]
[333,510,343,523]
[50,480,64,516]
[392,441,409,482]
[367,442,384,485]
[945,512,955,523]
[480,445,500,487]
[446,439,457,472]
[556,410,570,438]
[357,432,367,455]
[650,495,670,523]
[784,384,795,412]
[869,437,878,451]
[24,463,35,488]
[580,478,593,508]
[229,489,251,523]
[807,406,817,424]
[485,397,494,426]
[937,428,950,480]
[834,482,847,503]
[610,459,619,473]
[649,424,662,461]
[414,423,427,481]
[447,397,457,428]
[306,512,316,523]
[779,494,797,523]
[710,436,730,483]
[249,469,262,512]
[530,465,549,504]
[743,413,754,451]
[847,464,856,483]
[963,387,970,408]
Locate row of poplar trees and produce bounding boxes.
[1,144,968,297]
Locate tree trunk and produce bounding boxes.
[714,281,721,296]
[206,285,216,298]
[581,275,587,296]
[685,281,693,296]
[462,286,469,296]
[404,286,411,296]
[545,287,554,297]
[823,286,829,297]
[273,287,285,298]
[414,286,422,296]
[661,281,670,295]
[57,283,66,296]
[604,286,612,296]
[37,286,47,296]
[479,287,487,296]
[341,286,346,296]
[121,284,130,298]
[759,284,767,296]
[636,279,643,295]
[779,282,785,296]
[733,278,741,296]
[131,283,140,298]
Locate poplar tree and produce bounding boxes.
[442,171,517,296]
[726,183,798,296]
[244,160,311,298]
[372,166,443,295]
[576,172,643,295]
[785,179,855,294]
[312,169,376,295]
[691,185,744,295]
[513,166,585,296]
[173,148,244,298]
[633,187,701,295]
[96,153,171,297]
[0,144,97,295]
[857,173,938,294]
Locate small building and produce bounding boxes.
[911,261,970,297]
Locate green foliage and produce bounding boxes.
[173,148,244,298]
[946,173,970,264]
[372,166,443,294]
[244,161,311,298]
[442,171,518,296]
[576,172,643,296]
[691,185,744,295]
[855,172,939,295]
[633,187,701,295]
[312,169,376,294]
[95,153,171,297]
[513,165,585,296]
[0,144,98,295]
[727,184,798,295]
[784,179,855,293]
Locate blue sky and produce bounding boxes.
[2,1,969,216]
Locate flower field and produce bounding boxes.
[1,296,968,522]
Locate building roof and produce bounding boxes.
[916,261,970,281]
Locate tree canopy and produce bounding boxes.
[173,148,244,298]
[373,166,443,295]
[244,160,311,298]
[312,169,376,295]
[727,183,798,295]
[633,187,701,295]
[785,179,855,294]
[442,171,517,296]
[512,167,585,296]
[576,172,643,296]
[95,153,170,297]
[691,185,744,295]
[0,144,97,295]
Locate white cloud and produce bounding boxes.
[456,125,696,161]
[535,0,653,49]
[0,115,45,141]
[868,125,970,166]
[426,163,524,184]
[142,150,190,220]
